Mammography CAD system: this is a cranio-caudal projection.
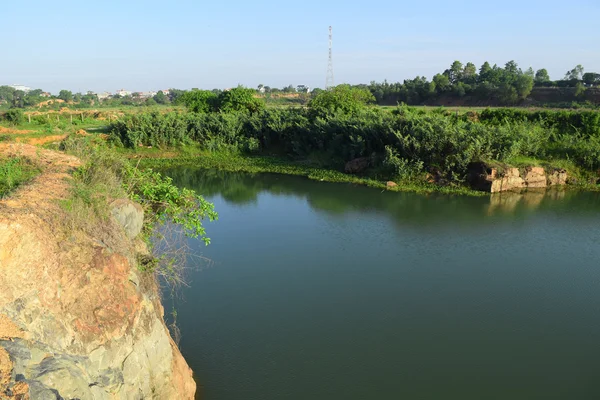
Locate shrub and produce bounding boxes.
[3,109,24,125]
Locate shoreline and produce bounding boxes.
[127,150,486,197]
[124,149,600,196]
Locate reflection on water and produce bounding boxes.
[162,167,600,400]
[166,168,599,223]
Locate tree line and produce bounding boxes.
[359,61,600,106]
[3,60,599,110]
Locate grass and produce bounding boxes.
[0,156,40,197]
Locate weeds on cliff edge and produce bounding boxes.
[0,156,40,198]
[59,135,218,287]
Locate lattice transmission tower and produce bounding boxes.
[326,26,334,90]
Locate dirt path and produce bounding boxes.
[0,143,80,212]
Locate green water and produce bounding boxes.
[163,168,600,400]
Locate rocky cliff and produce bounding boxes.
[0,144,195,399]
[468,162,568,193]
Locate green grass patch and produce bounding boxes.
[0,156,40,197]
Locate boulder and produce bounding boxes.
[110,199,144,239]
[344,157,369,174]
[548,169,568,186]
[386,181,398,188]
[523,167,547,189]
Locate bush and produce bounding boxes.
[61,135,218,286]
[109,105,600,182]
[3,109,24,125]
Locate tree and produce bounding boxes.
[282,85,296,93]
[565,65,584,81]
[153,91,168,104]
[168,88,185,103]
[462,62,478,84]
[479,62,492,83]
[308,84,375,116]
[445,60,463,84]
[217,86,265,113]
[3,109,24,125]
[575,82,587,97]
[535,69,551,83]
[58,90,73,102]
[310,88,324,98]
[504,60,519,75]
[582,72,600,86]
[0,86,15,103]
[514,74,534,99]
[74,93,82,102]
[180,89,218,113]
[11,90,25,108]
[524,67,534,78]
[432,73,451,93]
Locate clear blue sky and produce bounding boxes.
[2,0,598,94]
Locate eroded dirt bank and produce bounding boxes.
[0,144,195,399]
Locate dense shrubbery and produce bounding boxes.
[110,102,600,183]
[2,109,25,125]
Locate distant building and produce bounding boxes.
[97,92,112,100]
[116,89,132,97]
[296,85,310,93]
[40,92,51,98]
[8,84,32,93]
[258,87,266,94]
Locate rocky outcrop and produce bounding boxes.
[468,162,569,193]
[0,144,195,399]
[110,199,144,239]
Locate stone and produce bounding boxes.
[344,157,369,174]
[386,181,398,188]
[547,169,568,186]
[490,175,525,193]
[110,199,144,239]
[523,167,547,189]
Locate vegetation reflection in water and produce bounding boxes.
[162,167,600,400]
[164,167,600,224]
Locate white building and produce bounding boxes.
[115,89,132,97]
[8,84,32,93]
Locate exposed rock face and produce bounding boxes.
[490,168,525,193]
[522,167,546,188]
[111,199,144,239]
[0,144,195,399]
[548,169,568,186]
[468,162,568,193]
[344,157,369,174]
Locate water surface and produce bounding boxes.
[163,168,600,400]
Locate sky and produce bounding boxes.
[2,0,599,94]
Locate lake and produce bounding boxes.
[162,167,600,400]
